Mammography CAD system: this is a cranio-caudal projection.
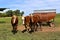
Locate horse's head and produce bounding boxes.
[12,15,17,24]
[30,14,34,23]
[22,16,25,25]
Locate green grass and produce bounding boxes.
[54,14,60,27]
[0,14,60,40]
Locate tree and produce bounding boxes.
[0,9,24,17]
[0,13,7,17]
[21,11,24,16]
[14,9,20,16]
[6,10,13,17]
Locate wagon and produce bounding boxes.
[32,9,56,27]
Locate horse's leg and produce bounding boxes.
[39,22,42,31]
[29,21,31,31]
[14,26,16,31]
[26,24,30,32]
[27,24,31,32]
[12,25,17,34]
[11,24,14,32]
[12,25,16,34]
[15,25,18,31]
[35,23,38,31]
[22,24,27,33]
[12,24,16,32]
[12,26,14,32]
[13,25,15,31]
[47,22,51,27]
[24,24,27,30]
[30,23,34,31]
[13,25,17,31]
[21,24,27,33]
[33,23,35,32]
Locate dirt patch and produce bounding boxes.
[17,25,26,31]
[17,25,60,32]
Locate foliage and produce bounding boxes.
[6,10,13,17]
[0,13,7,17]
[13,10,20,16]
[20,11,24,16]
[0,9,24,17]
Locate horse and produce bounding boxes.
[11,15,18,34]
[31,13,56,31]
[32,13,56,27]
[22,16,31,32]
[30,14,42,31]
[22,15,38,33]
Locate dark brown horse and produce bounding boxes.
[11,15,18,34]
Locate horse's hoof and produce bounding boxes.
[22,29,27,33]
[28,31,33,34]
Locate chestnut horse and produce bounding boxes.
[11,15,18,34]
[22,16,31,32]
[30,14,42,31]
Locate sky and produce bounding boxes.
[0,0,60,16]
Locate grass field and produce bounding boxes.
[0,14,60,40]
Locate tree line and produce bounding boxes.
[0,9,24,17]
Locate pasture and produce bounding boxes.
[0,14,60,40]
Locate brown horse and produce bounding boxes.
[31,13,56,31]
[11,15,18,34]
[30,14,42,31]
[22,15,38,33]
[32,13,56,27]
[22,16,31,32]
